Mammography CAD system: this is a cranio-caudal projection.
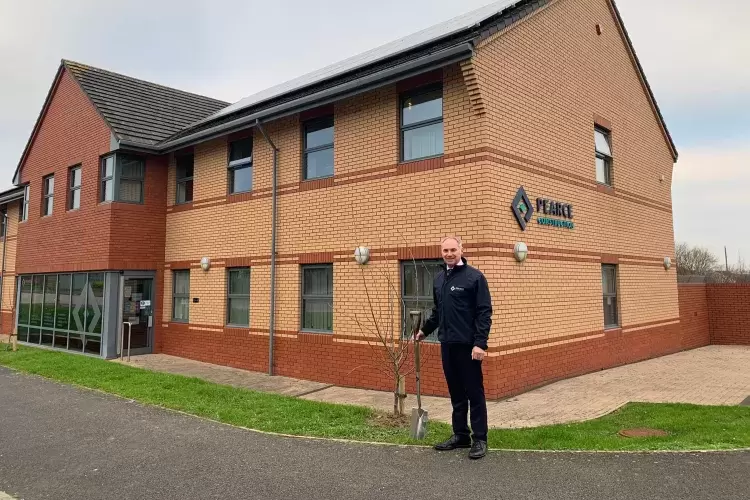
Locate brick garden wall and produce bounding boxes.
[707,284,750,345]
[677,284,711,349]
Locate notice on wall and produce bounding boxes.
[132,293,142,302]
[140,300,151,308]
[124,286,132,297]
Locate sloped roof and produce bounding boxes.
[63,60,229,146]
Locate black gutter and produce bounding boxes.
[117,42,474,154]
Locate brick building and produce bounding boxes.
[3,0,685,398]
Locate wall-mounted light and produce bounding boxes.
[513,242,528,263]
[354,246,370,265]
[200,257,211,271]
[664,256,672,270]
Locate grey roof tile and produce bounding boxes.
[63,60,229,146]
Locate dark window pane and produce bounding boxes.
[30,275,44,326]
[231,166,253,193]
[174,271,190,295]
[17,326,28,343]
[42,275,57,328]
[596,157,608,184]
[69,334,83,352]
[19,276,32,325]
[402,89,442,126]
[173,297,189,321]
[56,274,71,330]
[28,328,40,344]
[118,180,142,203]
[44,197,54,216]
[54,331,68,349]
[71,189,81,210]
[303,267,332,296]
[230,138,252,162]
[403,122,443,161]
[84,335,101,355]
[41,329,53,346]
[303,299,333,330]
[120,155,145,179]
[305,118,334,149]
[177,180,193,203]
[228,269,250,295]
[603,296,618,327]
[70,273,88,333]
[176,155,194,179]
[228,298,250,326]
[305,148,334,179]
[87,273,104,335]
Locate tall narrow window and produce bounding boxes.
[227,268,250,326]
[69,165,81,210]
[401,85,443,161]
[42,175,54,216]
[401,259,443,339]
[228,137,253,193]
[20,185,29,222]
[172,270,190,322]
[0,208,6,237]
[101,155,115,202]
[595,127,613,185]
[301,264,333,332]
[176,153,194,204]
[303,116,334,180]
[602,264,619,328]
[118,155,145,203]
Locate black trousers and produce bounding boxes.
[440,343,488,442]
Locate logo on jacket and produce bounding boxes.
[450,286,465,292]
[511,186,534,230]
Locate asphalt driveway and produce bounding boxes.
[0,367,747,500]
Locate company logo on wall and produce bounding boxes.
[511,186,575,231]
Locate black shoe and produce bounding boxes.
[468,440,487,459]
[434,435,472,451]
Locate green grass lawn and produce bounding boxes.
[1,345,748,451]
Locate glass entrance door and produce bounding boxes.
[122,278,153,350]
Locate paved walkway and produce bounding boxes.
[113,345,750,428]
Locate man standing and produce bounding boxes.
[415,236,492,459]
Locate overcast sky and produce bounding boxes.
[0,0,747,264]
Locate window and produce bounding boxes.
[401,259,443,339]
[100,153,145,203]
[175,153,194,204]
[602,264,619,328]
[595,127,613,185]
[172,270,190,322]
[20,185,29,222]
[301,264,333,331]
[0,207,6,237]
[400,85,443,162]
[69,166,81,210]
[303,116,334,180]
[227,268,250,326]
[228,137,253,193]
[42,175,54,216]
[16,272,104,355]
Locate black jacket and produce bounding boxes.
[421,257,493,350]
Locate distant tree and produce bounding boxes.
[674,242,719,276]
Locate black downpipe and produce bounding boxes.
[255,119,278,376]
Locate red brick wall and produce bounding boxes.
[707,284,750,345]
[17,69,114,274]
[677,284,710,349]
[16,68,167,277]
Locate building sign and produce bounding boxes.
[512,186,574,231]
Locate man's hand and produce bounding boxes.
[471,346,486,361]
[414,330,426,342]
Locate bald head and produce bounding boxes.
[441,236,463,267]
